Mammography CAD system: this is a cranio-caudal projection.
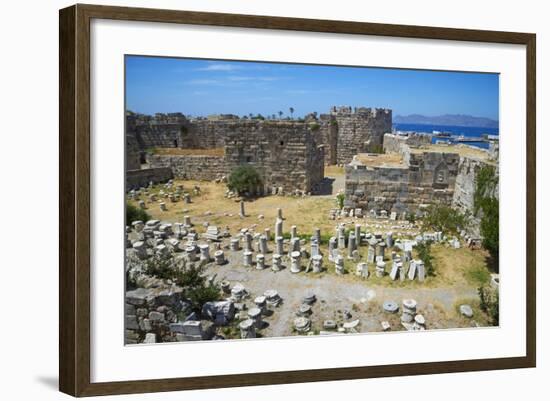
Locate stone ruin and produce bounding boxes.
[344,132,499,222]
[125,106,392,194]
[124,202,461,344]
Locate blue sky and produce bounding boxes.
[125,56,499,120]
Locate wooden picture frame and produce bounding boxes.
[59,3,536,397]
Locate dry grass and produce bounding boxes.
[129,178,493,293]
[324,165,344,176]
[355,152,405,168]
[430,246,491,287]
[410,143,492,162]
[152,147,225,157]
[129,179,336,236]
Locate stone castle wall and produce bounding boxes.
[331,106,392,164]
[383,133,432,154]
[345,137,495,218]
[223,121,325,193]
[127,112,192,150]
[149,154,227,181]
[127,106,392,167]
[126,134,141,171]
[344,165,455,214]
[317,115,339,165]
[452,156,499,226]
[144,121,325,193]
[126,167,173,190]
[345,143,459,214]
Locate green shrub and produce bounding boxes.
[465,265,491,286]
[186,284,222,313]
[335,193,345,209]
[474,165,498,214]
[126,202,151,225]
[309,122,321,131]
[406,212,416,224]
[478,285,499,325]
[144,253,221,313]
[480,197,499,264]
[422,204,468,234]
[143,253,182,281]
[174,263,221,313]
[227,165,263,196]
[474,166,499,266]
[416,241,435,276]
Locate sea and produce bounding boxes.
[393,123,499,150]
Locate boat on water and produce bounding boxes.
[433,131,452,138]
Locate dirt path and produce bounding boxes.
[206,249,480,337]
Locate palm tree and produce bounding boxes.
[278,111,283,119]
[289,107,294,119]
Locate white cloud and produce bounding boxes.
[186,79,220,85]
[226,76,280,82]
[196,64,241,72]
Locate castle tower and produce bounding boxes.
[330,106,392,164]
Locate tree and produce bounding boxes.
[289,107,294,119]
[278,111,283,119]
[227,165,263,196]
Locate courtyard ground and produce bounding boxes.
[128,174,495,338]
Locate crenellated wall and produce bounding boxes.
[126,105,392,167]
[143,120,325,193]
[127,112,192,150]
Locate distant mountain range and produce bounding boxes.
[394,114,499,128]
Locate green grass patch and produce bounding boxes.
[464,264,491,286]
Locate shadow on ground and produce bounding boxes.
[35,376,58,390]
[316,177,335,195]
